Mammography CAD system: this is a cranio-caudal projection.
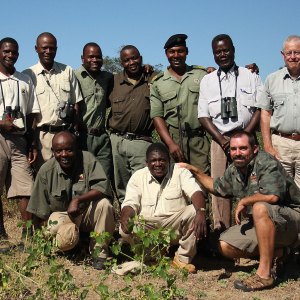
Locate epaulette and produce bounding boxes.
[191,65,207,71]
[151,72,164,82]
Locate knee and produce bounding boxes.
[56,223,79,251]
[95,198,114,214]
[218,240,235,258]
[252,202,269,219]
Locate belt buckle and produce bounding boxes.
[292,133,297,138]
[125,132,136,140]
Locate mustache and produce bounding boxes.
[232,155,246,160]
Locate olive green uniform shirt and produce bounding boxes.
[75,66,113,130]
[27,151,112,220]
[213,151,300,210]
[150,65,207,130]
[109,71,157,136]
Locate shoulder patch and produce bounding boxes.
[151,72,164,82]
[191,65,207,71]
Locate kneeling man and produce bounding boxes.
[120,142,206,273]
[180,131,300,291]
[27,131,115,270]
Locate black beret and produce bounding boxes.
[164,34,188,49]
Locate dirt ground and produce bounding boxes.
[2,199,300,300]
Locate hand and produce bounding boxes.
[264,145,281,160]
[27,147,38,164]
[67,198,81,219]
[245,63,259,74]
[0,120,19,133]
[143,64,154,74]
[206,66,216,73]
[177,162,199,174]
[168,142,185,162]
[120,216,131,234]
[192,211,207,240]
[235,201,248,225]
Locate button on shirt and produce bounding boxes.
[23,61,83,127]
[150,65,207,130]
[0,71,40,135]
[198,66,262,134]
[109,71,156,135]
[27,151,112,220]
[122,163,201,218]
[257,67,300,133]
[75,66,113,130]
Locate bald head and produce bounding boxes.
[36,32,57,45]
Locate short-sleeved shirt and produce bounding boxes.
[198,66,262,134]
[23,61,83,127]
[257,67,300,133]
[75,66,113,130]
[150,65,207,130]
[108,71,156,136]
[213,151,300,210]
[0,70,40,135]
[122,163,201,218]
[27,151,112,220]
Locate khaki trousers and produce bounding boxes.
[48,198,115,257]
[120,205,197,263]
[211,140,231,230]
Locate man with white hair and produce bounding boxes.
[258,35,300,187]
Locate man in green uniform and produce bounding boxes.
[27,131,115,270]
[75,43,113,182]
[180,131,300,291]
[108,45,156,203]
[150,34,210,174]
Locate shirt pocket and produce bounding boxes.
[60,81,71,101]
[189,85,199,104]
[140,197,156,216]
[272,94,286,119]
[161,90,178,112]
[48,190,69,212]
[240,89,256,108]
[164,188,186,213]
[112,98,125,117]
[207,97,221,118]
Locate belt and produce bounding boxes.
[87,128,106,137]
[273,131,300,141]
[40,124,70,133]
[181,128,206,138]
[112,131,152,142]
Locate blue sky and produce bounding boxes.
[2,0,299,80]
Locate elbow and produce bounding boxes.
[269,195,279,204]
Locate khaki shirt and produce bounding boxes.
[122,163,201,217]
[213,151,300,210]
[27,151,112,220]
[23,61,83,126]
[198,66,262,134]
[257,67,300,133]
[0,71,40,135]
[108,71,156,135]
[150,65,207,130]
[75,66,113,130]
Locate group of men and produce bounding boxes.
[0,31,299,292]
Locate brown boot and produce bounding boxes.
[172,255,196,274]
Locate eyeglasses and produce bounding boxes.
[282,50,300,57]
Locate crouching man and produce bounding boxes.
[120,142,207,273]
[180,130,300,291]
[27,131,115,270]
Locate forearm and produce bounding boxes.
[244,109,261,133]
[260,109,273,150]
[74,189,103,204]
[199,117,225,146]
[153,117,175,147]
[240,192,279,207]
[191,191,206,211]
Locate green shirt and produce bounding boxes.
[213,151,300,209]
[150,65,207,130]
[75,66,113,130]
[27,151,112,220]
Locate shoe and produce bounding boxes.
[234,274,274,292]
[92,257,107,270]
[172,255,196,274]
[0,240,12,253]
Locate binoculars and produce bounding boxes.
[221,97,238,119]
[57,100,74,124]
[2,106,23,121]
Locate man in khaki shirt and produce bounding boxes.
[120,143,206,273]
[23,32,82,168]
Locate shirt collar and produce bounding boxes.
[282,67,300,80]
[164,64,190,80]
[218,64,237,81]
[120,70,145,85]
[36,61,60,75]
